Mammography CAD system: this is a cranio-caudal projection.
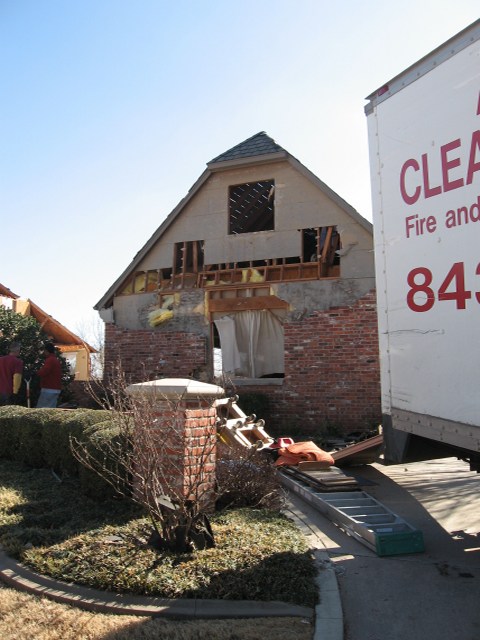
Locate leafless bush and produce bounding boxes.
[215,440,285,511]
[71,365,216,552]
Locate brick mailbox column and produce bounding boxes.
[126,378,225,511]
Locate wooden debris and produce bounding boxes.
[214,396,274,449]
[279,465,359,492]
[331,434,384,466]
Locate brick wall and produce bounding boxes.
[104,324,207,382]
[236,291,381,434]
[104,291,381,435]
[132,400,217,512]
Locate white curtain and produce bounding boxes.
[213,315,241,373]
[215,310,284,378]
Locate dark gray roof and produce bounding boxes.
[208,131,284,164]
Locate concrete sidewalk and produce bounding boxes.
[288,457,480,640]
[284,496,344,640]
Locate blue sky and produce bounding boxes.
[1,1,478,342]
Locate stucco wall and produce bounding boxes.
[110,158,374,331]
[131,159,374,274]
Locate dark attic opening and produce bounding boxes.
[228,180,275,234]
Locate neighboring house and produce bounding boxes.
[95,132,380,432]
[0,283,96,381]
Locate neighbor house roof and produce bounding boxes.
[95,132,373,311]
[0,283,19,299]
[0,282,96,353]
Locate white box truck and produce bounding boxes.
[365,20,480,470]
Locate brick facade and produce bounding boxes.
[236,290,381,433]
[104,324,207,383]
[103,291,380,435]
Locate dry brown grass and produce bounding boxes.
[0,583,313,640]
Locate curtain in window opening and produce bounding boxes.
[215,310,284,378]
[213,315,241,374]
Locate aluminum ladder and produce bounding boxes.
[281,470,424,556]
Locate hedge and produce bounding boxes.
[0,406,125,498]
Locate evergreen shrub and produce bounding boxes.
[0,406,123,498]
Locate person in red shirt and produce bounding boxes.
[0,341,23,405]
[36,342,62,408]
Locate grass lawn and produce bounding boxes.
[0,459,317,607]
[0,583,314,640]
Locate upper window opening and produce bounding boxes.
[173,240,204,274]
[229,180,274,235]
[302,227,341,266]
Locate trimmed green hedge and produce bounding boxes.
[0,407,123,498]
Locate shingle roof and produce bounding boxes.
[208,131,285,164]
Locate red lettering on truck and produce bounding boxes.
[400,130,480,204]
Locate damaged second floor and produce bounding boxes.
[96,132,375,331]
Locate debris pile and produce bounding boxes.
[214,395,383,469]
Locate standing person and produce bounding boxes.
[0,342,23,405]
[36,342,62,408]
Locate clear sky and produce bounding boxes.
[1,1,478,343]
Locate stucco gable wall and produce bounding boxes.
[135,159,372,273]
[110,157,374,330]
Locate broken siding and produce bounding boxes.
[110,158,374,330]
[113,289,206,331]
[126,159,373,280]
[213,231,294,266]
[334,224,374,280]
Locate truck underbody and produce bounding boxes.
[383,413,480,472]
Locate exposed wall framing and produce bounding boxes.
[116,226,341,297]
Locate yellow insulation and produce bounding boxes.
[148,309,174,327]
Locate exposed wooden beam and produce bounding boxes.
[209,295,288,313]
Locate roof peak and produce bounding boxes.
[208,131,285,165]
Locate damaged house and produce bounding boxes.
[95,132,380,432]
[0,282,96,381]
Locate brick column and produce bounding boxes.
[126,378,224,511]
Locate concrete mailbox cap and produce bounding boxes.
[126,378,225,400]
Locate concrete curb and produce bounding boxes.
[313,551,344,640]
[0,548,312,620]
[284,495,344,640]
[0,491,343,639]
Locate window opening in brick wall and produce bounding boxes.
[229,180,275,235]
[213,309,284,381]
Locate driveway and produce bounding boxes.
[287,457,480,640]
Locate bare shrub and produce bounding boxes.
[215,440,285,511]
[71,365,217,552]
